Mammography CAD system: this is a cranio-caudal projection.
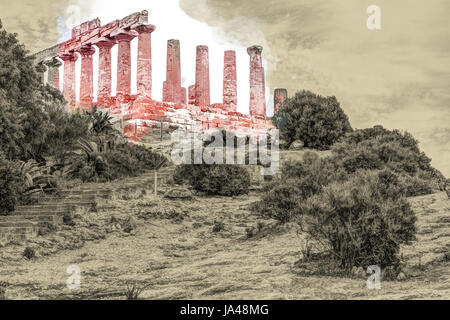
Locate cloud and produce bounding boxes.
[180,0,450,176]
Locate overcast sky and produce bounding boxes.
[0,0,449,176]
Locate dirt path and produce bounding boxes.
[0,191,449,300]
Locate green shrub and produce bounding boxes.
[297,170,417,270]
[0,159,24,215]
[397,174,433,197]
[332,125,444,194]
[251,180,302,223]
[272,90,352,150]
[23,247,36,260]
[253,152,347,223]
[129,144,167,169]
[173,164,250,196]
[212,220,225,233]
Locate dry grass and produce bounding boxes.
[0,185,448,300]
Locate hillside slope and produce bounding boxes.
[0,181,448,299]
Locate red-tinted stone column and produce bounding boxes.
[60,52,78,106]
[223,50,237,112]
[180,87,187,104]
[274,88,288,114]
[112,30,136,96]
[94,37,115,106]
[53,68,60,90]
[78,45,96,109]
[163,39,182,103]
[194,45,210,107]
[247,45,266,119]
[135,24,155,98]
[188,85,195,105]
[44,57,62,91]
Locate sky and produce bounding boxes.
[0,0,449,177]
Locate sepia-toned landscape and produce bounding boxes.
[0,0,449,301]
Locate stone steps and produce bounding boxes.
[0,215,62,228]
[0,223,39,243]
[0,169,175,245]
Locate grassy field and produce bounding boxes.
[0,185,449,300]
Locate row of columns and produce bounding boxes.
[58,24,155,108]
[164,41,265,117]
[56,26,266,118]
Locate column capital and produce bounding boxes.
[111,29,137,42]
[197,45,208,52]
[43,56,62,68]
[247,45,263,55]
[78,45,96,57]
[134,24,156,34]
[93,37,116,48]
[59,52,78,62]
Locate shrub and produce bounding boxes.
[23,247,36,260]
[67,140,168,182]
[0,282,7,300]
[212,220,225,233]
[173,164,250,196]
[397,174,433,197]
[124,282,149,300]
[251,181,302,223]
[129,144,167,169]
[332,125,445,194]
[272,90,352,150]
[0,159,24,215]
[297,170,417,270]
[252,152,347,223]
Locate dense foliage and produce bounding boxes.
[254,125,445,270]
[298,170,417,269]
[173,164,250,196]
[272,90,352,150]
[332,125,446,192]
[0,21,167,213]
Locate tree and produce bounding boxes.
[0,19,48,160]
[272,90,352,150]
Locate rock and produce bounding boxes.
[278,138,288,149]
[122,216,137,233]
[164,187,193,200]
[397,272,407,281]
[351,266,366,279]
[289,140,304,150]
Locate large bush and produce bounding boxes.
[173,164,250,196]
[298,170,417,270]
[332,125,446,194]
[272,90,352,150]
[252,152,347,222]
[67,140,167,182]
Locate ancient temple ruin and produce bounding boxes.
[33,10,287,141]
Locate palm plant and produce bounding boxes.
[11,160,55,195]
[66,138,110,182]
[89,110,114,135]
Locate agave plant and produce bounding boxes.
[11,160,55,195]
[89,110,114,135]
[65,138,110,182]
